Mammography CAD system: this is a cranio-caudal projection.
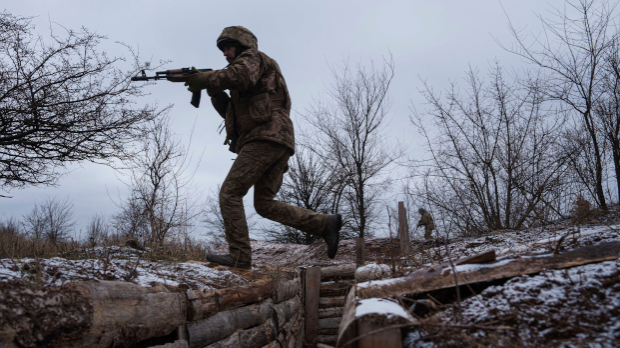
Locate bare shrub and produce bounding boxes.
[410,65,569,235]
[302,56,401,238]
[113,115,205,248]
[23,196,76,246]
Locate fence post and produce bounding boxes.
[356,237,365,268]
[398,201,410,256]
[304,266,321,347]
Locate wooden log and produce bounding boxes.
[319,328,339,335]
[187,299,273,347]
[147,340,189,348]
[319,296,345,308]
[317,335,338,345]
[398,202,410,256]
[187,279,273,321]
[63,281,186,348]
[273,296,301,330]
[279,310,303,348]
[355,264,391,283]
[456,250,496,265]
[260,341,282,348]
[304,267,321,346]
[336,288,415,348]
[356,238,366,267]
[357,241,620,299]
[318,317,341,329]
[320,264,357,280]
[358,321,402,348]
[320,281,351,297]
[319,307,344,319]
[204,319,275,348]
[274,279,300,304]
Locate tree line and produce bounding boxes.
[1,0,619,250]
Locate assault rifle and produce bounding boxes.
[131,68,212,108]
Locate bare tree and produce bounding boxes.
[0,11,163,192]
[411,65,570,234]
[302,57,399,238]
[594,37,620,201]
[23,196,76,244]
[86,214,110,247]
[504,0,620,209]
[113,115,204,247]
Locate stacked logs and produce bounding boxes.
[0,271,304,348]
[305,264,357,346]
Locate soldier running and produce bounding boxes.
[416,208,435,240]
[184,26,342,269]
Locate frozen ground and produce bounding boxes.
[0,246,246,290]
[401,222,620,347]
[406,259,620,347]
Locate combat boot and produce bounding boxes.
[206,253,251,269]
[323,214,342,259]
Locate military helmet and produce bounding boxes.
[217,26,258,51]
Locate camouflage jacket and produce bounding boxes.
[417,212,435,229]
[205,48,294,154]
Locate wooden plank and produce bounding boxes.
[356,238,366,267]
[304,267,321,346]
[358,321,402,348]
[319,307,344,319]
[319,328,339,335]
[336,287,358,348]
[319,296,345,308]
[317,335,337,345]
[320,281,351,297]
[398,202,409,256]
[357,241,620,299]
[319,317,341,329]
[187,279,273,320]
[320,264,357,279]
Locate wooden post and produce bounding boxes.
[355,238,365,267]
[398,201,409,256]
[177,324,187,342]
[304,267,321,347]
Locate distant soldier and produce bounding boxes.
[416,208,435,240]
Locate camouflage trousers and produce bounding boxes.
[424,226,434,240]
[220,141,327,263]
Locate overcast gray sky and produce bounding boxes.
[1,0,567,238]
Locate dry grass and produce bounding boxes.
[0,219,212,262]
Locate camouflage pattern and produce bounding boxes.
[220,141,327,263]
[217,26,258,50]
[417,211,435,240]
[204,47,294,154]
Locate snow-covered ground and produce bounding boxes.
[400,222,620,348]
[405,259,620,347]
[0,246,247,289]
